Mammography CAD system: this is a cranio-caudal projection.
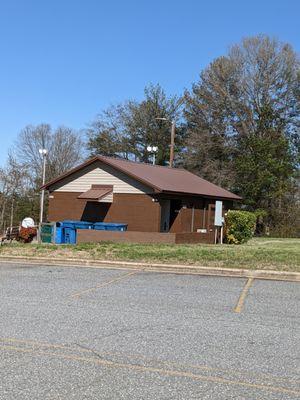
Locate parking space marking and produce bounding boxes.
[0,343,299,396]
[70,269,142,298]
[234,278,254,313]
[0,337,94,354]
[1,337,297,386]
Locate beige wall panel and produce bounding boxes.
[50,161,152,194]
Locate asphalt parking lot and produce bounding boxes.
[0,262,299,399]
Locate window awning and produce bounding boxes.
[77,185,113,201]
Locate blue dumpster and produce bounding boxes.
[94,222,127,231]
[75,221,94,230]
[62,220,93,230]
[105,223,127,231]
[93,222,106,231]
[54,221,127,245]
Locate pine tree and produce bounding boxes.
[184,35,300,233]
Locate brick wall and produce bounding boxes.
[48,192,161,232]
[48,191,226,236]
[175,232,215,244]
[77,230,176,244]
[77,229,215,245]
[168,199,216,234]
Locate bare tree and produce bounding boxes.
[0,124,83,227]
[0,155,29,230]
[14,124,84,185]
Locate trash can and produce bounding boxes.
[55,222,64,244]
[40,223,54,243]
[59,221,77,244]
[64,227,77,244]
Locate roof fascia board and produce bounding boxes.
[160,190,242,201]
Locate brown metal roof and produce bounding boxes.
[43,155,242,201]
[77,185,113,200]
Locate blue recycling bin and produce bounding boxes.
[64,227,77,244]
[55,224,64,244]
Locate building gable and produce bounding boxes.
[49,160,153,195]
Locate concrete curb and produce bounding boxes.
[0,255,299,282]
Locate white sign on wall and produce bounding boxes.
[214,201,223,226]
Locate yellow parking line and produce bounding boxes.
[0,337,297,385]
[71,269,142,298]
[0,337,94,354]
[0,344,298,396]
[234,278,254,313]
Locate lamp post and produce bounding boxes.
[39,148,48,225]
[155,117,175,168]
[10,196,14,233]
[147,146,158,165]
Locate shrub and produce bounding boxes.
[225,210,256,244]
[18,227,37,243]
[254,208,268,236]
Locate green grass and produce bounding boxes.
[0,237,299,272]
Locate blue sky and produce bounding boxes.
[0,0,299,165]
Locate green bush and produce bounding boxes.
[225,210,256,244]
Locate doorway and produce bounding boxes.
[160,200,170,232]
[169,199,182,231]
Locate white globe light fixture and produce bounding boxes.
[147,145,158,165]
[39,148,48,156]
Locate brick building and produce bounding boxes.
[43,155,241,243]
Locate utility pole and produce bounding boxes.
[155,117,176,168]
[169,120,175,168]
[10,197,14,232]
[0,199,6,234]
[39,149,48,225]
